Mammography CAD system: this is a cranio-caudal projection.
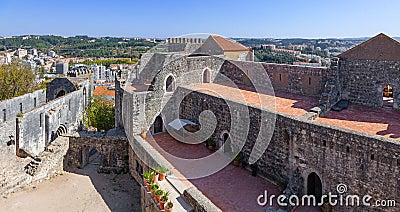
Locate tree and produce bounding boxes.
[83,97,115,132]
[0,61,40,100]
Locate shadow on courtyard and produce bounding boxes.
[64,153,142,212]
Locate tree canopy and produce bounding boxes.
[83,97,115,132]
[0,62,42,101]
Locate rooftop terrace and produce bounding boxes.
[317,104,400,140]
[185,83,319,117]
[185,82,400,141]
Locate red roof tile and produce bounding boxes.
[339,33,400,61]
[210,35,251,51]
[93,86,115,97]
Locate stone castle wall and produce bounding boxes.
[178,87,400,211]
[0,90,46,147]
[339,58,400,109]
[65,135,129,171]
[17,81,90,156]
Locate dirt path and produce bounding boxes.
[0,153,141,212]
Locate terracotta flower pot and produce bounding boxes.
[146,183,151,191]
[155,194,161,203]
[141,131,147,139]
[160,201,166,210]
[152,174,158,183]
[165,207,173,212]
[233,160,239,167]
[158,173,165,181]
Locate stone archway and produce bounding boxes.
[203,68,211,83]
[307,172,323,200]
[153,115,163,134]
[165,75,175,92]
[220,131,232,153]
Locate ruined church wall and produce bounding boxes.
[17,82,90,156]
[0,90,46,147]
[339,58,400,108]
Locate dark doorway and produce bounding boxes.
[153,116,163,134]
[383,84,394,108]
[307,172,322,200]
[222,132,232,153]
[203,69,210,83]
[165,76,175,92]
[56,90,66,98]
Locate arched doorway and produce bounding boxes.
[203,69,210,83]
[153,116,163,134]
[165,75,175,92]
[56,90,66,98]
[307,172,322,200]
[221,132,232,153]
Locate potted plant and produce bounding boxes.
[159,191,169,210]
[233,154,240,167]
[143,171,152,190]
[206,139,214,151]
[165,201,174,212]
[150,183,159,198]
[154,189,163,203]
[157,166,168,181]
[151,169,158,183]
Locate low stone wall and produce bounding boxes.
[183,187,222,212]
[0,89,46,147]
[65,135,129,172]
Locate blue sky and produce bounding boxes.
[1,0,400,38]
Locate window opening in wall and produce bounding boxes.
[34,98,37,107]
[165,75,175,92]
[279,73,282,81]
[19,103,23,113]
[383,84,394,108]
[3,109,6,121]
[309,77,311,85]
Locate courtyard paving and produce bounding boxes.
[147,133,282,211]
[0,153,141,212]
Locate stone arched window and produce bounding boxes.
[202,69,211,83]
[165,75,175,92]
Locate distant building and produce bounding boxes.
[93,85,115,100]
[261,44,276,50]
[30,48,38,56]
[48,51,56,57]
[18,49,27,59]
[196,35,254,61]
[167,37,203,44]
[56,62,68,75]
[288,44,308,50]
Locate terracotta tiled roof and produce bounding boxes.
[93,86,115,97]
[210,35,251,51]
[339,33,400,61]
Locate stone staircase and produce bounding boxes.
[24,157,42,176]
[319,58,341,111]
